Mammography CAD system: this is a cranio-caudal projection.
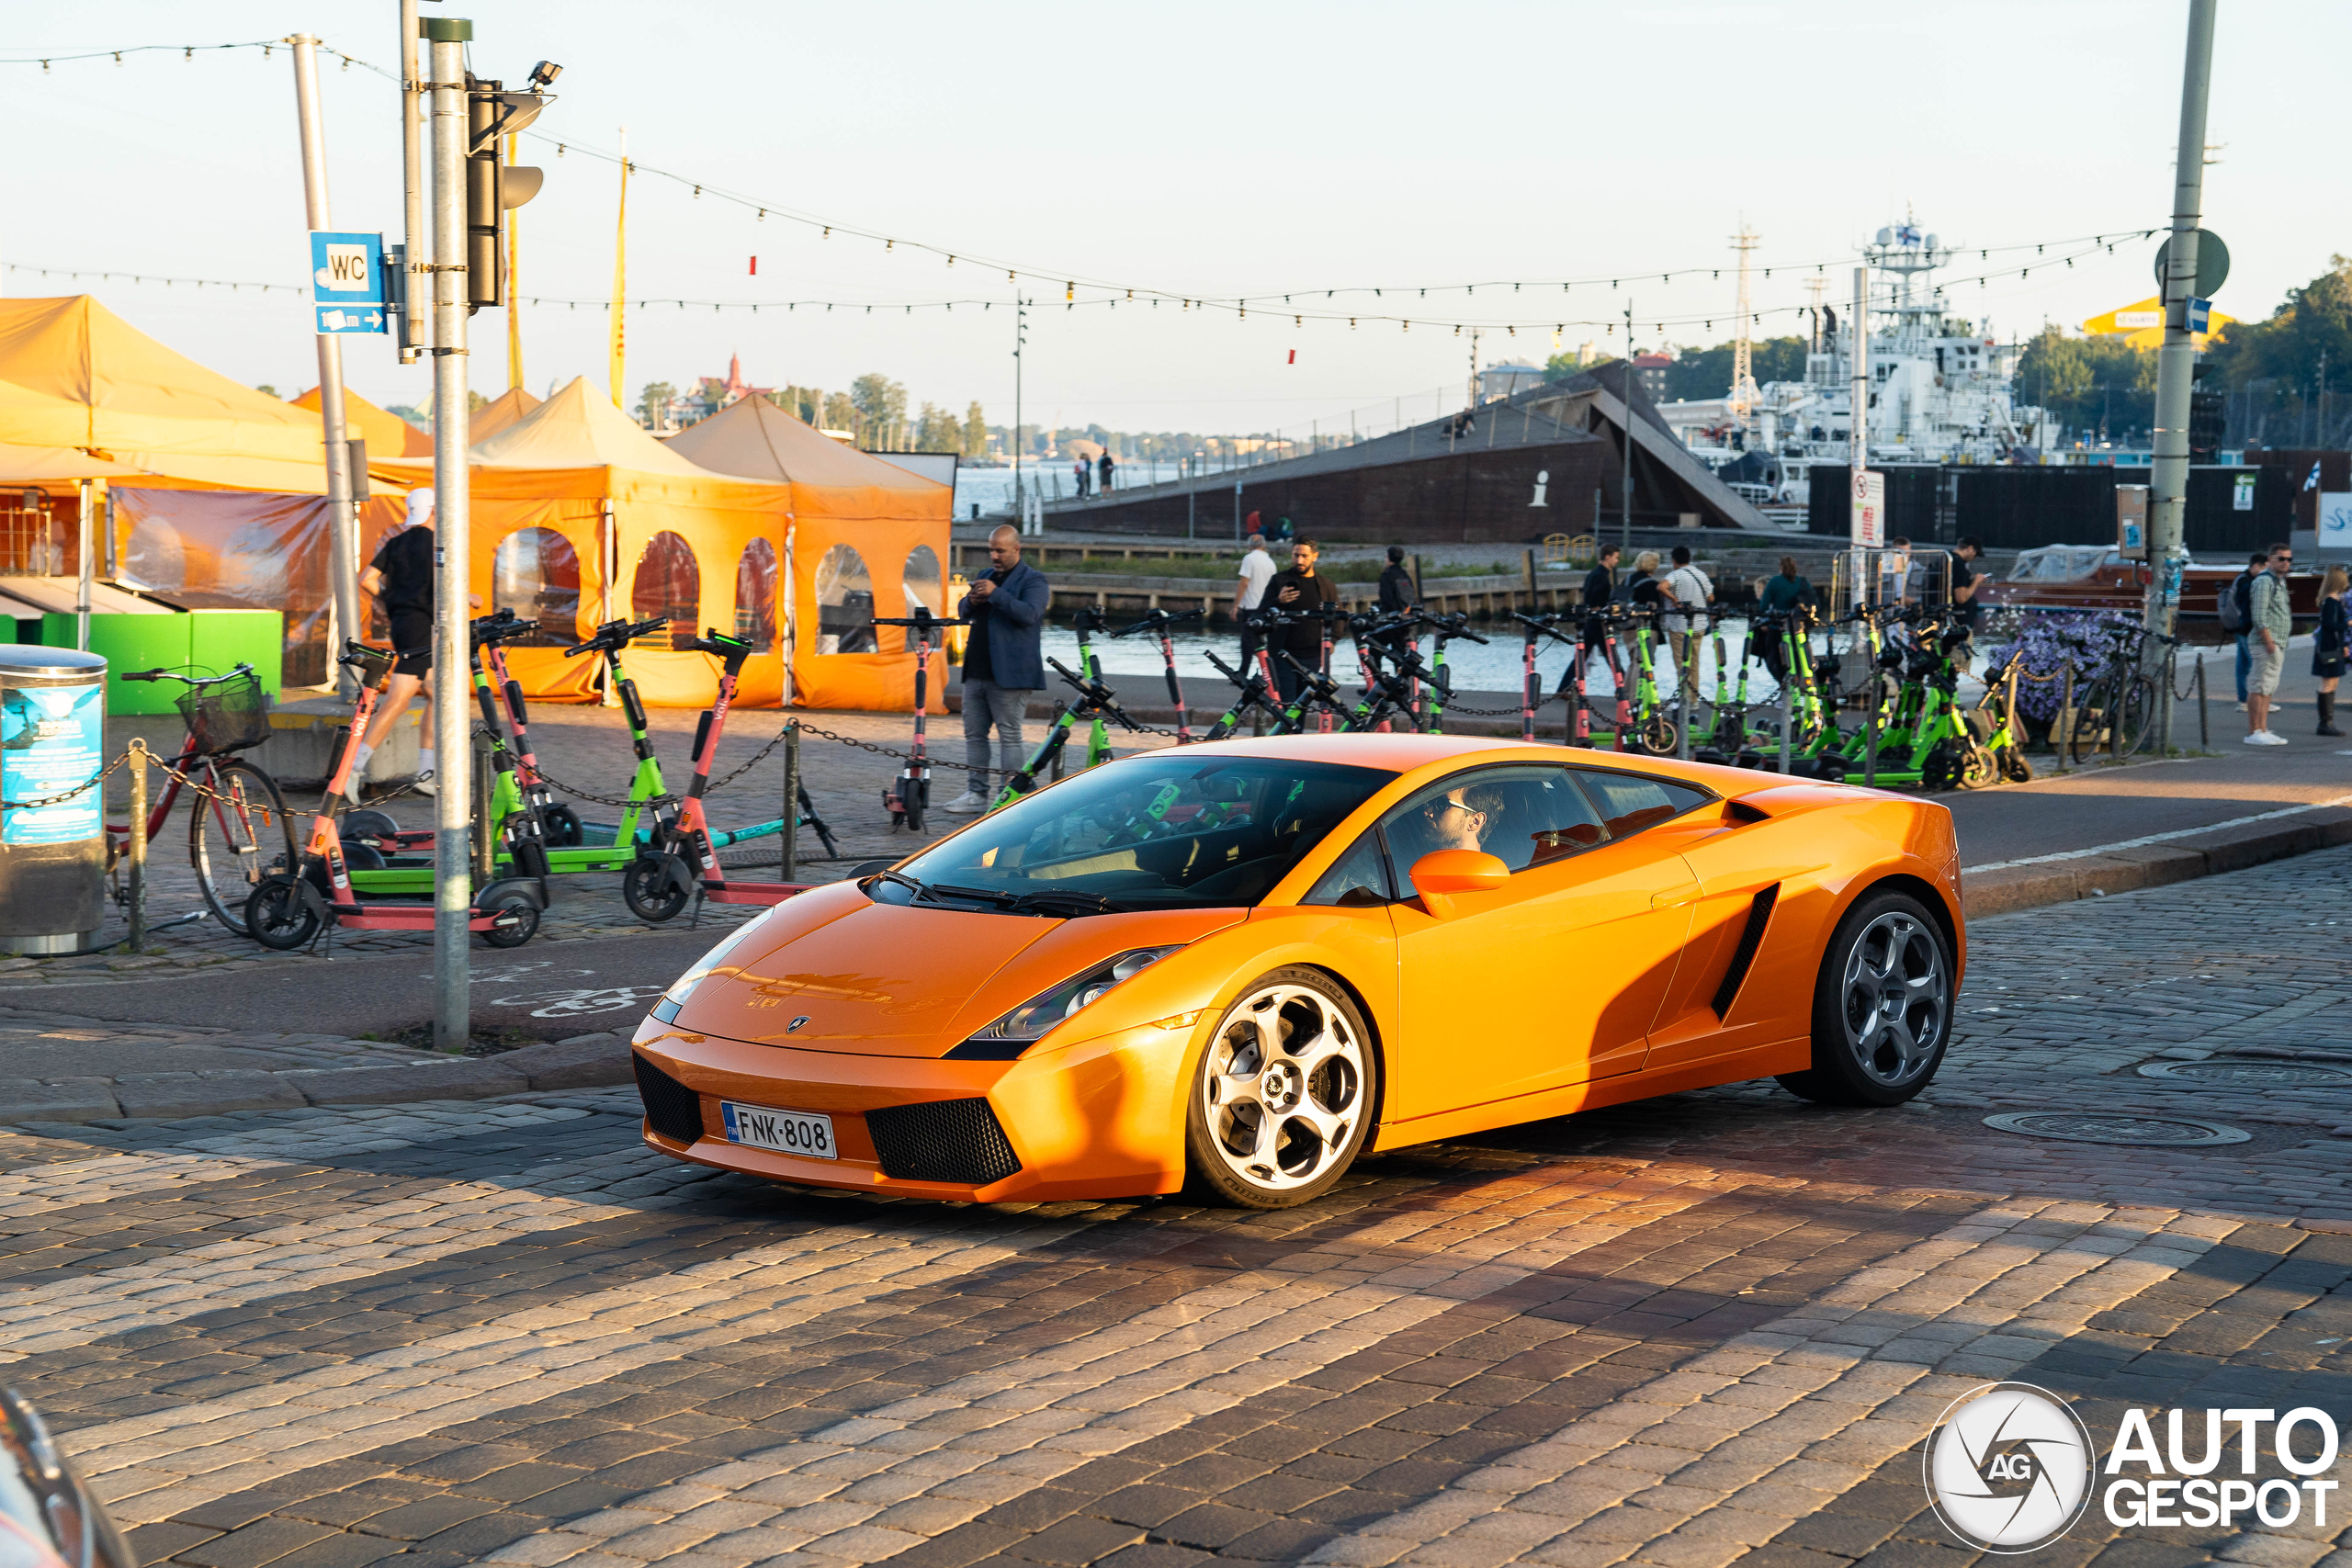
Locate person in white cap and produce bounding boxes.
[348,489,440,796]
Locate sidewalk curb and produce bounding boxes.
[0,1032,635,1127]
[1962,807,2352,918]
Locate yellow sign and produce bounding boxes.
[2081,295,2234,350]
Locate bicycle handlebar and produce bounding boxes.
[119,663,256,686]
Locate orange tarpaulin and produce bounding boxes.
[664,395,951,712]
[290,385,433,458]
[469,387,542,442]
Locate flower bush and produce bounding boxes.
[1977,609,2141,722]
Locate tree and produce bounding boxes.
[2016,326,2154,442]
[255,384,279,399]
[820,390,857,433]
[963,401,987,457]
[1544,352,1617,385]
[2203,256,2352,444]
[850,373,907,443]
[636,380,677,429]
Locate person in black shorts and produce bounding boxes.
[350,489,439,796]
[1559,544,1621,696]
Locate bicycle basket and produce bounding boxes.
[177,671,271,755]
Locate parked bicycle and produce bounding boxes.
[111,664,296,936]
[2060,620,2175,766]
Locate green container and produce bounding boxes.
[187,610,283,694]
[42,612,191,715]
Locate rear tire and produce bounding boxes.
[543,804,585,847]
[1777,889,1952,1108]
[479,890,540,949]
[1185,967,1375,1210]
[189,759,298,937]
[243,873,321,952]
[624,855,691,923]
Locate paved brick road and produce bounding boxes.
[6,848,2351,1568]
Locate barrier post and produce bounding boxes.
[1779,664,1792,774]
[780,722,800,883]
[2056,666,2074,775]
[126,740,148,950]
[2159,645,2176,757]
[2196,654,2208,748]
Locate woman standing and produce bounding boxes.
[2315,564,2349,737]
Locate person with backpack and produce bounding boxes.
[2245,543,2294,745]
[2221,550,2265,709]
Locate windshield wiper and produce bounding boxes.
[928,882,1024,908]
[1003,889,1134,917]
[874,869,938,903]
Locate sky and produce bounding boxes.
[0,1,2338,445]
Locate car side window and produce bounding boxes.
[1570,769,1711,840]
[1378,766,1610,881]
[1302,830,1396,907]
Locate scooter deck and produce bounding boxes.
[346,843,635,894]
[330,904,525,933]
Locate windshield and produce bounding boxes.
[879,755,1394,913]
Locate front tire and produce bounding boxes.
[479,890,540,949]
[1185,967,1375,1209]
[189,760,298,936]
[244,873,321,952]
[623,855,691,923]
[1776,890,1952,1107]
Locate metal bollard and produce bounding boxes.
[1863,675,1877,788]
[2196,655,2208,749]
[780,722,799,883]
[2158,647,2175,758]
[126,739,147,950]
[1677,643,1692,761]
[470,731,497,885]
[2055,666,2074,775]
[1779,662,1793,775]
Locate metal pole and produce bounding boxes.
[74,479,93,650]
[1863,672,1877,788]
[292,35,360,700]
[2056,666,2074,774]
[780,722,799,882]
[1620,300,1634,558]
[427,22,473,1054]
[2196,653,2209,747]
[2146,0,2216,754]
[126,739,147,951]
[1850,264,1871,614]
[398,0,427,365]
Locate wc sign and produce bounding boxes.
[309,230,388,334]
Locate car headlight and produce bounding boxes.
[948,947,1182,1059]
[648,919,767,1024]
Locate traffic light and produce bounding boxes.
[464,72,557,310]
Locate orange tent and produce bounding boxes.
[469,386,542,442]
[665,395,952,711]
[290,384,433,459]
[371,378,796,707]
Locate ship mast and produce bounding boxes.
[1729,223,1761,429]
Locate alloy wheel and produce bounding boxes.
[1838,910,1947,1087]
[1199,983,1365,1193]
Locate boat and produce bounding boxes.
[1974,544,2323,642]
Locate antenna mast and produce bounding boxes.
[1729,222,1761,427]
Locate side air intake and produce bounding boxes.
[1711,884,1781,1020]
[865,1098,1022,1186]
[633,1054,706,1145]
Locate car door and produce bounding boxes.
[1383,765,1707,1125]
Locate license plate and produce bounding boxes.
[718,1100,838,1160]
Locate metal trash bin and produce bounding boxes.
[0,646,108,954]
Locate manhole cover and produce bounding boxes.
[1984,1111,2250,1146]
[2138,1060,2352,1085]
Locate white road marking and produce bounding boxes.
[1970,791,2352,873]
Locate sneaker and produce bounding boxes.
[2234,701,2248,712]
[942,789,989,815]
[2245,730,2289,746]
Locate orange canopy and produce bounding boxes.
[666,396,953,711]
[469,386,542,441]
[0,296,336,491]
[290,384,433,458]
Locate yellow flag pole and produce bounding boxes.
[608,127,628,410]
[505,130,524,393]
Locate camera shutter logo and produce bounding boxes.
[1924,1382,2095,1552]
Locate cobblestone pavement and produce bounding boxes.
[5,848,2351,1568]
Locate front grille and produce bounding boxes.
[865,1098,1022,1186]
[633,1054,705,1145]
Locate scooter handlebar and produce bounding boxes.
[564,615,669,657]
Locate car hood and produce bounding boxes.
[674,889,1246,1058]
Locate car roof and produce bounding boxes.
[1156,733,1795,798]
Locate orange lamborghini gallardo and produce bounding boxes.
[631,735,1963,1209]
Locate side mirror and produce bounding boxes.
[0,1386,136,1568]
[1409,850,1509,919]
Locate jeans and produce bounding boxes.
[961,679,1032,795]
[2234,634,2251,704]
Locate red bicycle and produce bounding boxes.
[110,664,299,937]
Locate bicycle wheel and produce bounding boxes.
[2114,676,2155,757]
[189,759,300,936]
[2064,682,2108,767]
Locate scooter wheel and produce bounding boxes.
[543,805,585,848]
[1960,744,2000,790]
[623,856,691,923]
[479,890,541,950]
[343,808,401,842]
[244,874,320,952]
[1634,716,1679,756]
[2000,749,2035,784]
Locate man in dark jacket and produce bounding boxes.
[1376,547,1415,615]
[945,526,1050,813]
[1558,544,1622,696]
[1265,538,1340,703]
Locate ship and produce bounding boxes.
[1659,222,2056,514]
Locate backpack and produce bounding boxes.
[2217,572,2250,633]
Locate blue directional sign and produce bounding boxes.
[2188,297,2213,335]
[310,231,388,334]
